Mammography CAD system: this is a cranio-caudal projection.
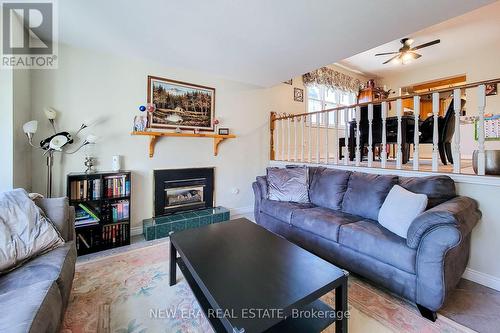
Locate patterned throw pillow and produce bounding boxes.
[267,167,310,203]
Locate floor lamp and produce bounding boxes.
[23,107,97,198]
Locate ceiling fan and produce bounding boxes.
[375,38,440,65]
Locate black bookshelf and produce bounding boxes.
[67,171,132,256]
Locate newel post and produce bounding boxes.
[270,112,276,160]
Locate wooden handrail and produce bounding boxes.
[274,77,500,120]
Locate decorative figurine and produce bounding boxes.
[139,105,146,112]
[146,103,156,113]
[84,156,95,174]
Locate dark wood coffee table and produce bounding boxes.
[169,218,348,333]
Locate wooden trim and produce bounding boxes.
[412,75,466,92]
[270,112,276,160]
[131,131,236,158]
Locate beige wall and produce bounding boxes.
[30,44,273,230]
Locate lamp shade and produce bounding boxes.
[23,120,38,134]
[49,134,69,151]
[44,107,57,120]
[85,134,98,144]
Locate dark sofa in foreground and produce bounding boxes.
[0,197,76,333]
[253,167,481,321]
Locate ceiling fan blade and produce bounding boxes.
[411,52,422,59]
[411,39,440,50]
[383,54,400,65]
[375,51,398,56]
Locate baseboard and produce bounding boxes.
[463,268,500,291]
[230,205,254,217]
[131,226,143,237]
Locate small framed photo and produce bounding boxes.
[218,128,230,135]
[294,88,304,102]
[486,83,497,96]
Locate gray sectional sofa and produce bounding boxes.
[0,197,76,333]
[253,167,481,321]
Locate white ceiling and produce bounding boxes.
[339,1,500,78]
[58,0,495,87]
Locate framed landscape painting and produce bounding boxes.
[147,76,216,131]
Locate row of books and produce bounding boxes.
[102,223,129,246]
[75,223,129,250]
[111,200,129,222]
[75,204,100,227]
[70,179,102,200]
[104,175,130,198]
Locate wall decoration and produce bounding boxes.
[294,87,304,102]
[283,79,292,85]
[133,115,148,131]
[486,83,497,96]
[218,128,229,135]
[302,66,362,93]
[147,76,216,131]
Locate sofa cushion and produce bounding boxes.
[342,172,398,221]
[0,242,76,304]
[309,167,351,211]
[339,220,417,274]
[267,167,310,203]
[260,199,314,223]
[399,175,456,209]
[0,279,62,333]
[291,207,363,242]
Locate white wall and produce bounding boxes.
[13,69,32,190]
[30,44,272,229]
[0,68,14,192]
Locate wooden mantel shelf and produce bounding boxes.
[131,131,236,158]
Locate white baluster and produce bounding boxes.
[316,113,321,164]
[477,85,486,176]
[453,88,461,173]
[355,106,361,166]
[293,117,299,162]
[413,96,420,171]
[281,118,285,161]
[381,102,387,168]
[332,110,338,163]
[308,115,312,163]
[325,112,329,164]
[344,108,349,165]
[396,99,403,169]
[301,115,305,162]
[432,92,439,172]
[287,117,291,161]
[368,104,373,167]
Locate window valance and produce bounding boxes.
[302,67,363,93]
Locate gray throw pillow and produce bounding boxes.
[0,189,64,274]
[267,167,310,203]
[378,185,428,239]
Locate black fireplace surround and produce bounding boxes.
[154,168,214,217]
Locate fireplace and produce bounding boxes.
[154,168,214,217]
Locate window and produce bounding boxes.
[307,85,356,126]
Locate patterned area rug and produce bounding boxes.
[62,240,473,333]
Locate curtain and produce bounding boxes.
[302,67,363,93]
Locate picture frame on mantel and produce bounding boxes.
[147,75,216,131]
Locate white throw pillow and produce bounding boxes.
[0,189,64,274]
[378,185,428,239]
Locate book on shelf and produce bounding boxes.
[104,174,130,198]
[70,179,102,200]
[75,203,100,227]
[102,223,128,245]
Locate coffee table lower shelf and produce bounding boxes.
[176,257,337,333]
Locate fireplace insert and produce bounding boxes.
[154,168,214,216]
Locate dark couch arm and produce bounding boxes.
[407,196,481,249]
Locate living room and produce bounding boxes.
[1,1,500,332]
